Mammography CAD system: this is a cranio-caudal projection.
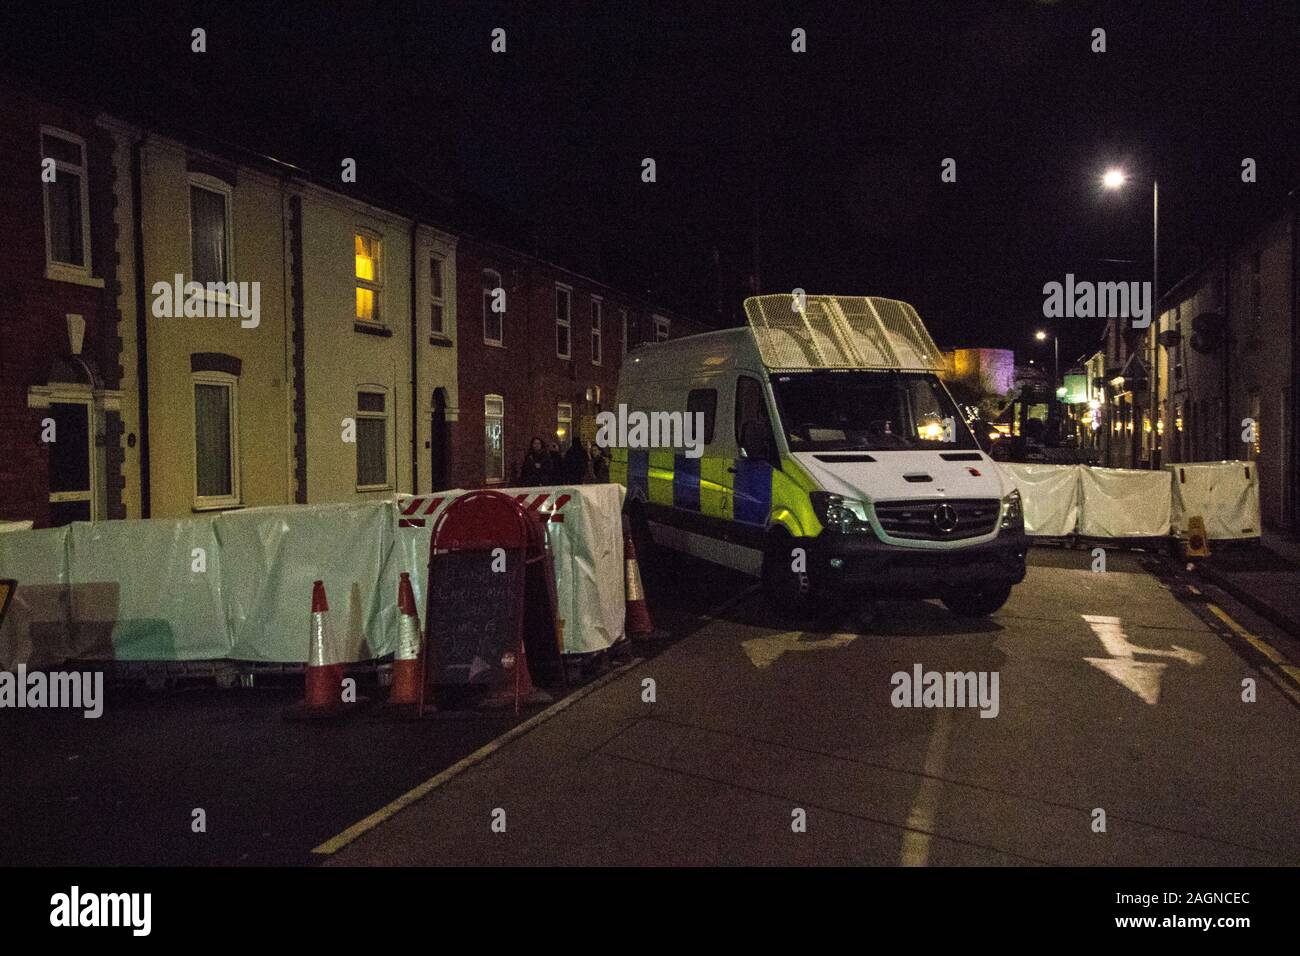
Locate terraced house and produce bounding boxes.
[0,84,699,529]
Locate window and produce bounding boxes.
[190,177,232,286]
[193,373,239,508]
[355,232,383,325]
[41,127,91,279]
[591,297,603,366]
[483,269,503,345]
[653,314,670,342]
[556,284,572,359]
[484,394,505,481]
[686,389,718,445]
[735,375,775,460]
[557,402,573,449]
[356,389,390,489]
[430,256,447,337]
[621,309,629,356]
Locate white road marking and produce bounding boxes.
[1082,613,1204,704]
[900,708,954,867]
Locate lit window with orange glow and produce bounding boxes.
[355,232,382,324]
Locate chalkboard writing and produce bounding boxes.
[426,550,524,685]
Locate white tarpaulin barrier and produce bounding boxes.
[68,518,229,662]
[0,485,626,668]
[1166,461,1261,540]
[1078,467,1172,538]
[997,463,1080,537]
[0,527,70,669]
[387,485,626,655]
[217,501,393,663]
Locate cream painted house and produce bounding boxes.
[101,117,460,519]
[104,119,295,519]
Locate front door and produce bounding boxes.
[47,399,94,525]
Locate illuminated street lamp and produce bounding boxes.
[1034,328,1059,392]
[1101,165,1160,466]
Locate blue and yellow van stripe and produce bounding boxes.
[615,444,823,540]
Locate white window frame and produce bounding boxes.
[354,228,384,327]
[621,308,629,356]
[188,173,235,305]
[355,386,392,492]
[590,296,603,366]
[653,314,670,342]
[484,394,505,482]
[41,126,94,284]
[483,268,504,345]
[429,254,448,339]
[557,401,573,448]
[191,371,241,511]
[556,283,573,359]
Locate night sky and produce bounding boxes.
[4,0,1297,369]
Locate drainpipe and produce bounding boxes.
[1291,189,1299,526]
[130,133,151,518]
[1223,250,1232,457]
[410,219,420,493]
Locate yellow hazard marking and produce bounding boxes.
[1206,603,1300,704]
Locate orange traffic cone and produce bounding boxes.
[385,572,426,716]
[623,531,660,640]
[285,580,355,720]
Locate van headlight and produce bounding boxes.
[1000,489,1023,531]
[810,492,873,534]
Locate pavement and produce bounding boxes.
[323,547,1300,866]
[1199,531,1300,640]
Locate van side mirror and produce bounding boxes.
[739,420,775,462]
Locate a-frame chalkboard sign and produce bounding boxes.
[422,490,560,714]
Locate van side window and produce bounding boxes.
[735,375,775,460]
[686,388,717,445]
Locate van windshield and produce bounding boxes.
[771,370,978,451]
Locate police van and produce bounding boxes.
[610,294,1028,617]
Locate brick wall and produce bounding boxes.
[453,237,701,488]
[0,88,120,526]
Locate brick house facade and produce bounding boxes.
[0,89,126,528]
[453,236,701,489]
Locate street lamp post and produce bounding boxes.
[1035,329,1059,391]
[1102,168,1160,468]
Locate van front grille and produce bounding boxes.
[872,498,1000,541]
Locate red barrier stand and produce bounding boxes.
[421,490,562,715]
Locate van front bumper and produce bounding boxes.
[808,531,1030,597]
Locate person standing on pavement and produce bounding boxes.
[563,438,590,484]
[590,444,609,483]
[520,437,553,486]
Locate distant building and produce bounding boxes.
[1096,194,1297,529]
[940,348,1014,399]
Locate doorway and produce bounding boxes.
[430,387,449,491]
[48,398,95,525]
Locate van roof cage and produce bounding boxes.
[742,294,944,372]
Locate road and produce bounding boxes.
[323,546,1300,866]
[4,545,1299,866]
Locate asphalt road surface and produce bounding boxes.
[4,544,1299,866]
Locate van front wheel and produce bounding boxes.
[761,532,817,617]
[941,584,1012,618]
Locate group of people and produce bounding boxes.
[519,437,610,486]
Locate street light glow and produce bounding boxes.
[1103,168,1127,189]
[1035,330,1048,341]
